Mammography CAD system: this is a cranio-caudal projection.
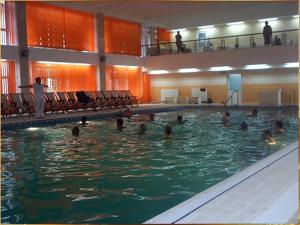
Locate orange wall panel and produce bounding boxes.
[31,62,97,92]
[104,17,141,56]
[26,2,95,51]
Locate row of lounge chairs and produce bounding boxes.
[1,90,139,118]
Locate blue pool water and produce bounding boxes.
[1,108,298,223]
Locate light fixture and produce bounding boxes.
[293,15,299,18]
[226,21,244,26]
[258,17,278,22]
[36,61,91,66]
[198,25,214,29]
[209,66,233,71]
[114,65,138,68]
[283,62,299,68]
[245,64,271,70]
[148,70,169,75]
[178,68,200,73]
[171,28,186,32]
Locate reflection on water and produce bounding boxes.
[1,109,298,223]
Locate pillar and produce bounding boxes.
[96,13,106,91]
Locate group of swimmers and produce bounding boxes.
[71,112,184,138]
[222,108,285,144]
[72,109,285,144]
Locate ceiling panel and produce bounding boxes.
[47,1,298,29]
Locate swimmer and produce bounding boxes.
[164,125,172,138]
[81,116,88,126]
[275,120,284,133]
[117,118,124,131]
[262,129,276,144]
[240,121,248,131]
[72,126,80,136]
[177,115,184,124]
[251,109,258,117]
[138,123,146,135]
[222,111,230,126]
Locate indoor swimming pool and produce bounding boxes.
[1,108,298,223]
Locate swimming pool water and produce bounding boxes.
[1,108,298,223]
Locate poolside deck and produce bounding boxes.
[145,141,298,224]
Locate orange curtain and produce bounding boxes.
[104,17,141,56]
[1,1,17,45]
[141,72,151,103]
[157,28,171,43]
[30,62,97,92]
[105,66,151,103]
[26,2,95,51]
[0,60,16,94]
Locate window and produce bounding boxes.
[0,0,17,45]
[1,60,16,94]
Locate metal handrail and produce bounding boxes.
[142,29,298,48]
[224,91,238,107]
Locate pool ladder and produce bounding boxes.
[224,90,239,107]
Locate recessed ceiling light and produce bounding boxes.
[245,64,271,70]
[258,17,278,22]
[114,65,138,68]
[148,70,169,75]
[210,66,233,71]
[226,21,244,26]
[283,62,299,68]
[293,15,299,18]
[171,28,186,32]
[198,25,214,29]
[36,61,91,66]
[178,68,200,73]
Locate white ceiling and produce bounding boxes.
[49,1,298,29]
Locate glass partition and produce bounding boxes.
[142,29,298,56]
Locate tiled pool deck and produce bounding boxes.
[1,104,298,223]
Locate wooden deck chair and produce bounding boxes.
[110,90,128,108]
[126,90,139,107]
[9,93,26,116]
[85,91,103,110]
[21,93,35,116]
[67,91,84,111]
[115,90,132,107]
[45,92,65,113]
[56,92,75,112]
[101,90,120,108]
[94,91,113,109]
[1,94,19,118]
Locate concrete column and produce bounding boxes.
[15,2,30,90]
[96,13,106,91]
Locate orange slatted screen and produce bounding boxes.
[0,60,16,94]
[1,1,17,45]
[157,28,171,43]
[104,17,141,56]
[30,62,97,92]
[106,66,151,103]
[26,2,95,51]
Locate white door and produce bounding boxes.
[228,74,242,106]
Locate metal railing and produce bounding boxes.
[142,29,298,57]
[224,90,239,107]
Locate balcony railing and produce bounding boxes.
[142,29,298,57]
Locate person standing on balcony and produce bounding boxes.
[263,21,272,47]
[175,31,183,53]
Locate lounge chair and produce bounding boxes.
[9,93,26,116]
[21,92,35,116]
[45,92,65,113]
[56,92,76,112]
[1,94,19,118]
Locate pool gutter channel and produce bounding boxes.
[144,141,298,224]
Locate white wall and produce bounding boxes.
[151,73,227,87]
[144,45,298,71]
